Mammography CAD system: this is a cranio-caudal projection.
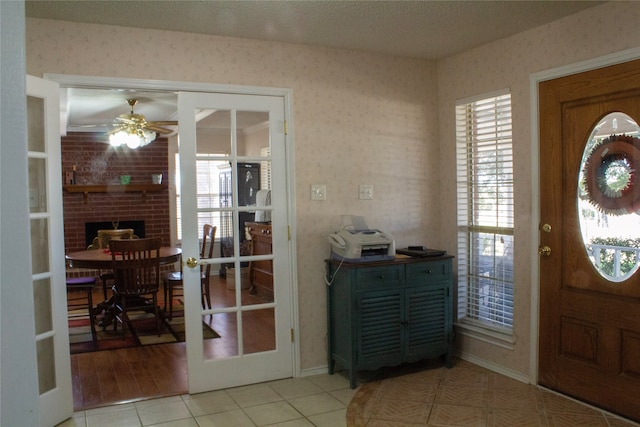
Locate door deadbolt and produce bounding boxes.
[186,257,198,268]
[538,246,551,257]
[542,224,552,233]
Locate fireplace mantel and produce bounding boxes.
[63,184,167,204]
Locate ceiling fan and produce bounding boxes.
[108,98,177,148]
[112,98,177,135]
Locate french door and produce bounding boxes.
[178,91,293,392]
[27,75,73,426]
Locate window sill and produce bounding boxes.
[454,320,515,350]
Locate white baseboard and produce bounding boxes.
[299,365,330,377]
[455,350,532,384]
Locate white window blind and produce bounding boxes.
[175,154,227,241]
[260,146,271,190]
[456,92,514,330]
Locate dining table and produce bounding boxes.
[66,246,182,327]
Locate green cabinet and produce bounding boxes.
[326,256,453,388]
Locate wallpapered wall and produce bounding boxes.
[437,1,640,376]
[26,18,438,372]
[25,1,640,377]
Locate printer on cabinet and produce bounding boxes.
[328,229,395,263]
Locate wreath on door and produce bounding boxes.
[583,134,640,215]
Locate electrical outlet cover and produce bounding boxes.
[311,184,326,200]
[359,184,373,200]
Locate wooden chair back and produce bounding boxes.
[109,237,161,296]
[88,228,136,249]
[201,224,217,280]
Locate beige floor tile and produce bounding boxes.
[268,377,325,399]
[330,386,359,406]
[308,372,352,391]
[539,390,603,416]
[489,387,542,411]
[486,408,548,427]
[545,412,610,426]
[606,414,640,427]
[181,390,239,416]
[225,383,283,407]
[371,399,431,424]
[428,402,487,427]
[55,414,87,427]
[435,385,488,407]
[242,400,304,425]
[195,409,255,427]
[145,419,199,427]
[135,399,192,426]
[272,418,316,427]
[85,407,141,427]
[307,408,348,427]
[288,391,345,417]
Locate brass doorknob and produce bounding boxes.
[538,246,551,257]
[542,224,552,233]
[186,257,198,268]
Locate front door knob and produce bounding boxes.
[538,246,552,257]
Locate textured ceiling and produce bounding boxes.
[26,0,603,60]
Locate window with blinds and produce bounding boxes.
[175,154,228,241]
[455,91,514,330]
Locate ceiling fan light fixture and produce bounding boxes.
[108,99,160,149]
[109,128,156,149]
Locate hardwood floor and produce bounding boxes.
[69,275,274,411]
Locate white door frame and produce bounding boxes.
[43,72,301,381]
[528,47,640,384]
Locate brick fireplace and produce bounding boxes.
[62,132,171,253]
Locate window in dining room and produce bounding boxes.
[175,153,228,241]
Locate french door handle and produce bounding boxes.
[186,257,199,268]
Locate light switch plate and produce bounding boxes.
[311,184,326,201]
[359,184,373,200]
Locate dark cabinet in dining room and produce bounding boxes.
[246,222,273,299]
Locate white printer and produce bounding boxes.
[328,215,395,262]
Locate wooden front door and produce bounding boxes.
[539,59,640,421]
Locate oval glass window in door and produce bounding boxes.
[577,112,640,282]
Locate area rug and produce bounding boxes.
[69,308,220,354]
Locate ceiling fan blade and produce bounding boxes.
[148,121,178,126]
[146,125,173,134]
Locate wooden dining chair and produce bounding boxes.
[109,237,162,339]
[163,224,216,320]
[88,229,138,301]
[66,276,97,342]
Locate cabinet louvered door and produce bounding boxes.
[405,285,449,361]
[357,289,403,370]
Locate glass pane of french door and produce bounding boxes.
[178,91,291,393]
[27,75,73,426]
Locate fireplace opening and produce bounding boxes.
[85,221,145,248]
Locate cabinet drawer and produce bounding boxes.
[406,261,450,284]
[355,265,403,290]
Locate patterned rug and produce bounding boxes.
[69,305,219,354]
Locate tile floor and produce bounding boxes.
[56,360,640,426]
[57,372,355,427]
[347,359,640,426]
